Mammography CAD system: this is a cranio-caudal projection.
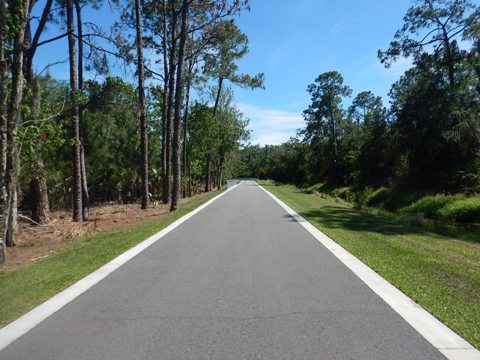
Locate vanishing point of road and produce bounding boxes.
[0,181,446,359]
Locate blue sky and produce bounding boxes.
[233,0,413,145]
[33,0,414,145]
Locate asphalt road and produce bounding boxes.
[0,181,446,360]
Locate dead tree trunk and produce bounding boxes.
[67,0,83,222]
[135,0,149,209]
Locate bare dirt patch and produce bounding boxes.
[2,201,175,273]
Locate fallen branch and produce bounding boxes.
[18,214,58,233]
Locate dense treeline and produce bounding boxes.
[0,0,262,263]
[237,0,480,211]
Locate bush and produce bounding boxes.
[401,194,464,218]
[438,196,480,223]
[365,187,423,211]
[309,183,325,192]
[331,187,354,202]
[366,187,390,207]
[353,189,370,210]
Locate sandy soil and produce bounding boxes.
[2,201,174,273]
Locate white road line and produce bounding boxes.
[258,184,480,360]
[0,182,241,351]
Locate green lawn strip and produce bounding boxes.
[0,189,224,328]
[260,183,480,349]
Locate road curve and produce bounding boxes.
[0,181,445,360]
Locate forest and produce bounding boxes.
[0,0,263,263]
[238,0,480,225]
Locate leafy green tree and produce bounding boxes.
[203,20,264,114]
[302,71,352,183]
[389,58,478,190]
[211,88,250,188]
[348,91,384,127]
[83,77,143,202]
[379,0,479,90]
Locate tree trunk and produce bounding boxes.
[75,0,89,221]
[205,153,211,193]
[163,0,177,205]
[6,175,17,247]
[28,79,50,224]
[135,0,149,210]
[182,72,191,198]
[188,160,192,197]
[441,26,455,91]
[5,0,30,246]
[204,76,224,194]
[22,0,52,225]
[217,154,224,190]
[475,39,480,97]
[29,156,49,224]
[170,0,189,212]
[182,32,195,199]
[0,0,8,262]
[25,0,53,84]
[67,0,83,222]
[161,0,169,204]
[213,76,223,116]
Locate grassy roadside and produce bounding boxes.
[0,189,224,328]
[259,182,480,349]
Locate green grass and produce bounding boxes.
[401,194,462,218]
[439,196,480,223]
[0,189,224,328]
[259,182,480,349]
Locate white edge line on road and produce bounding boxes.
[258,184,480,360]
[0,182,242,351]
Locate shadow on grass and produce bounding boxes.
[298,206,480,243]
[263,183,480,242]
[299,206,422,236]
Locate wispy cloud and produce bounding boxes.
[236,103,304,146]
[361,55,413,78]
[330,9,376,35]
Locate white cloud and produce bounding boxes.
[236,103,305,146]
[360,55,413,79]
[251,132,294,146]
[382,56,414,77]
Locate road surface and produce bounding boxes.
[0,181,445,359]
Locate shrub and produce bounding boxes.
[364,187,423,211]
[401,195,463,218]
[438,196,480,223]
[353,190,370,210]
[366,187,390,207]
[331,187,354,202]
[309,183,325,192]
